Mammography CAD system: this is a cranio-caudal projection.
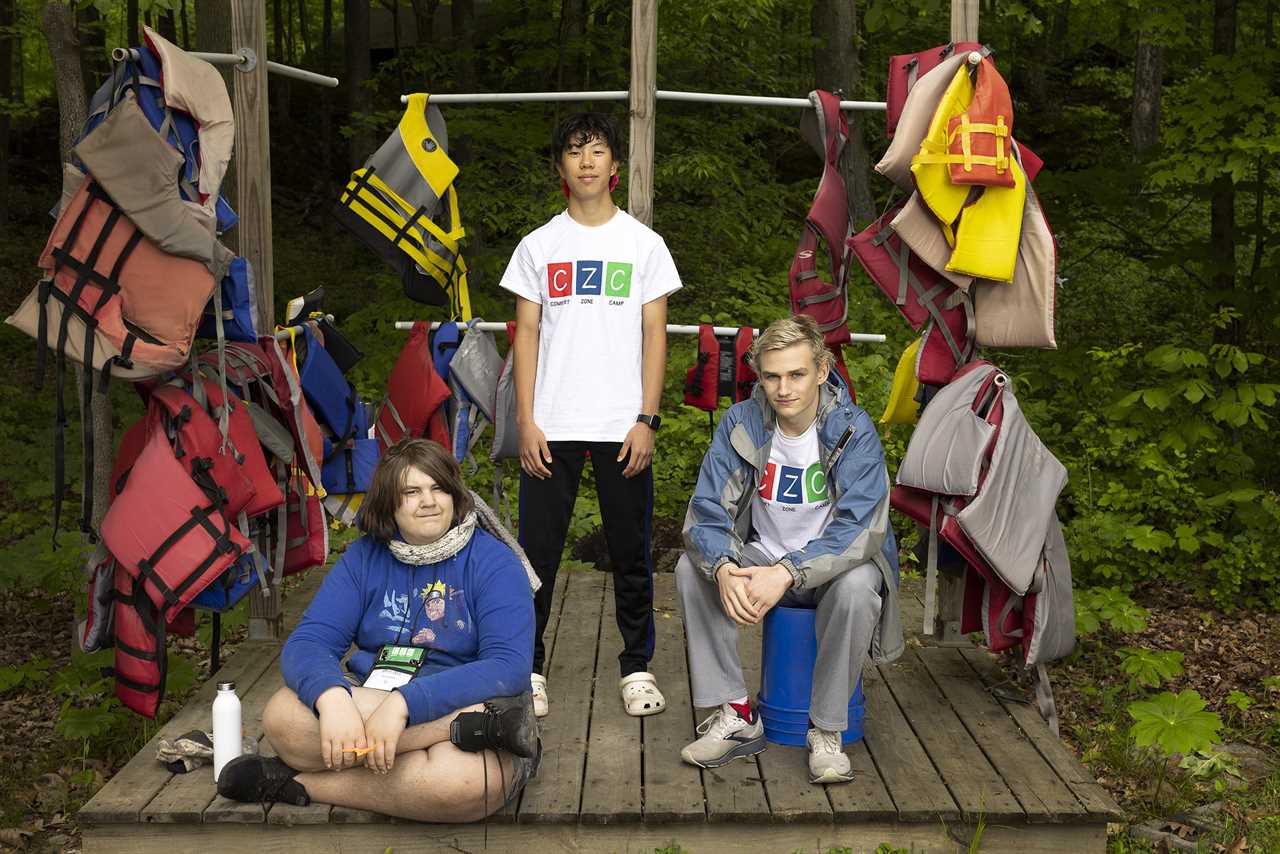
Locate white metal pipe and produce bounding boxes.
[400,89,886,111]
[113,46,339,88]
[393,320,885,344]
[274,314,335,341]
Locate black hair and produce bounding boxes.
[551,112,623,162]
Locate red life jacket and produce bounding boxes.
[280,465,328,576]
[147,385,258,518]
[946,57,1016,188]
[376,319,452,452]
[194,376,285,518]
[789,90,853,346]
[684,326,759,413]
[848,202,974,385]
[111,567,167,719]
[885,42,983,140]
[101,428,250,625]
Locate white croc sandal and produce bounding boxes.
[619,672,666,717]
[531,673,549,718]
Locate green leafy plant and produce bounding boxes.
[1178,750,1245,795]
[1128,689,1224,808]
[1116,647,1184,692]
[0,657,53,693]
[1224,690,1255,716]
[1076,587,1151,636]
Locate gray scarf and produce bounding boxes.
[389,511,477,565]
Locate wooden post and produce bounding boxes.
[627,0,656,226]
[230,0,281,640]
[951,0,979,43]
[933,0,979,647]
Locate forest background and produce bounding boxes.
[0,0,1277,851]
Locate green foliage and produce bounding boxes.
[1128,689,1224,808]
[1224,690,1255,715]
[1115,647,1183,692]
[1178,750,1245,795]
[0,657,52,693]
[1129,690,1223,757]
[1075,587,1150,636]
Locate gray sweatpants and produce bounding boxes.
[675,543,883,732]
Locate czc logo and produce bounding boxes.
[547,262,573,298]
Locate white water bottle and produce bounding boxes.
[212,681,242,782]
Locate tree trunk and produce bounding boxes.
[811,0,874,225]
[451,0,474,89]
[126,0,139,43]
[344,0,373,170]
[556,0,586,93]
[271,0,291,136]
[43,0,113,536]
[410,0,438,46]
[1210,0,1237,338]
[75,3,108,93]
[180,0,190,49]
[298,0,310,57]
[158,9,177,42]
[197,0,238,239]
[0,0,12,226]
[1131,30,1163,159]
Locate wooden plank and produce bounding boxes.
[918,647,1087,822]
[579,575,642,823]
[860,662,960,821]
[879,651,1024,821]
[80,642,280,825]
[515,571,605,822]
[960,647,1124,821]
[329,805,390,824]
[824,739,897,822]
[83,817,1109,854]
[756,743,832,822]
[640,572,706,823]
[627,0,657,227]
[700,614,770,823]
[202,658,286,823]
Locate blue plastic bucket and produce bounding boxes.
[756,604,865,747]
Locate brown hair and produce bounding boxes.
[748,314,836,373]
[358,439,475,543]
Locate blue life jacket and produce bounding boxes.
[298,324,368,442]
[190,553,262,611]
[197,255,258,343]
[321,436,380,495]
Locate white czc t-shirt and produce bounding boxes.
[498,209,682,442]
[750,419,834,559]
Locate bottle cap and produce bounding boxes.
[218,681,236,691]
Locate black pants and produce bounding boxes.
[518,441,654,677]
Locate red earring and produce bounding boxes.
[609,174,619,192]
[561,179,571,199]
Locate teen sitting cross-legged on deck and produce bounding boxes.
[216,439,539,822]
[676,315,904,784]
[499,112,681,719]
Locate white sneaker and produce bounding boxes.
[619,672,666,716]
[806,727,854,784]
[680,704,766,768]
[530,673,549,718]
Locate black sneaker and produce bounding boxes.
[450,691,538,759]
[216,754,311,806]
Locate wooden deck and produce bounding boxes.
[80,567,1121,853]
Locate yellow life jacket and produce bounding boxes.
[880,337,923,425]
[335,93,472,318]
[911,64,1025,283]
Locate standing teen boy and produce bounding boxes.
[499,113,680,718]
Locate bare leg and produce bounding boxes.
[263,686,480,773]
[295,742,516,822]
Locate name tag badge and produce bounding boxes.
[362,644,425,691]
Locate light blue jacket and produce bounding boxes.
[682,374,904,663]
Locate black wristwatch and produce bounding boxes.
[636,413,662,431]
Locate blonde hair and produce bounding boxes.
[749,315,835,373]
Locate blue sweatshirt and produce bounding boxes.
[281,529,534,727]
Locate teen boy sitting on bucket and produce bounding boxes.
[499,112,680,719]
[676,315,903,783]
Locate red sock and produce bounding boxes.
[729,700,753,722]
